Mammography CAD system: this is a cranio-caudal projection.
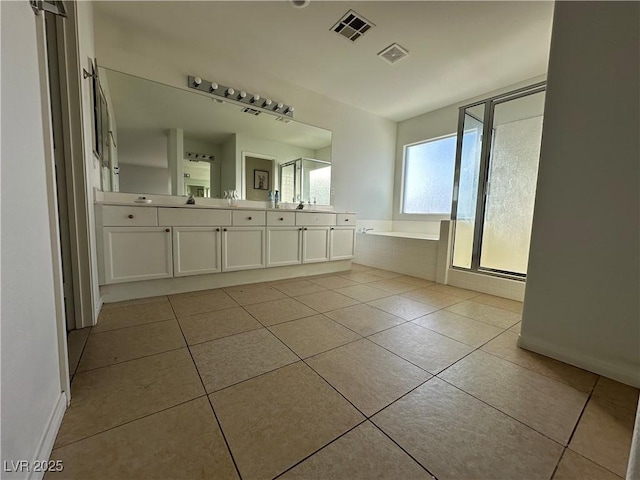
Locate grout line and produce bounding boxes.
[89,315,176,335]
[75,345,187,375]
[169,299,244,480]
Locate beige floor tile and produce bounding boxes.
[569,395,637,477]
[67,328,91,374]
[370,323,472,374]
[553,449,622,480]
[280,421,431,480]
[325,304,405,336]
[338,272,385,283]
[440,350,588,444]
[365,268,404,279]
[401,288,463,308]
[77,320,185,372]
[413,310,504,347]
[367,279,419,294]
[349,263,373,272]
[334,284,391,302]
[592,376,640,409]
[395,276,436,288]
[474,293,524,314]
[372,378,563,480]
[243,297,317,326]
[273,280,327,296]
[510,322,522,333]
[481,331,598,392]
[295,290,359,313]
[269,315,361,358]
[222,282,272,293]
[169,289,238,317]
[54,348,204,448]
[210,362,364,480]
[307,339,430,416]
[48,398,238,480]
[225,285,288,306]
[94,300,175,333]
[310,275,360,289]
[100,295,169,311]
[427,284,480,299]
[178,307,262,345]
[445,300,521,328]
[191,329,298,392]
[367,296,439,321]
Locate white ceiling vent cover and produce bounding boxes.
[378,43,409,65]
[331,10,375,42]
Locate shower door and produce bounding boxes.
[451,84,545,278]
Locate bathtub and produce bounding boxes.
[363,230,439,240]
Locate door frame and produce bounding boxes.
[240,151,277,200]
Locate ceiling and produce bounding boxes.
[94,1,554,122]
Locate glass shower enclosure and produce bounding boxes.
[451,83,546,277]
[279,157,332,205]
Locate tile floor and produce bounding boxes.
[53,264,638,480]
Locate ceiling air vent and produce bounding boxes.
[331,10,374,42]
[378,43,409,65]
[275,116,292,124]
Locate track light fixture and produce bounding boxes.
[187,75,294,118]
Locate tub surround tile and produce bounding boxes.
[191,328,298,392]
[372,378,563,480]
[77,320,185,372]
[439,350,589,444]
[306,339,431,416]
[210,362,364,480]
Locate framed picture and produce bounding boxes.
[254,169,269,190]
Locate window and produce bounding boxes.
[402,134,457,214]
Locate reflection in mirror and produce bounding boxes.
[280,158,331,205]
[99,68,332,203]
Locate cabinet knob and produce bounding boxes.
[279,217,284,221]
[345,218,349,222]
[165,228,170,233]
[223,228,227,232]
[299,228,302,231]
[216,228,220,232]
[304,227,308,230]
[128,214,134,219]
[247,216,252,220]
[331,227,334,230]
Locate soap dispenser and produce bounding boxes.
[186,194,196,205]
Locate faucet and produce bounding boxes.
[186,194,196,205]
[296,201,305,210]
[362,228,373,233]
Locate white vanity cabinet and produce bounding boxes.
[222,227,266,271]
[173,226,222,276]
[330,226,356,261]
[301,227,332,263]
[103,226,173,284]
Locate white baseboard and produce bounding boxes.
[27,393,67,480]
[518,334,640,388]
[94,296,104,323]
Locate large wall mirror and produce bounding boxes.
[99,68,332,203]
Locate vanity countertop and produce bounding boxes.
[96,201,356,215]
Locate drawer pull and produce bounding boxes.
[248,216,252,220]
[279,217,284,221]
[165,228,170,233]
[345,218,350,222]
[128,214,134,219]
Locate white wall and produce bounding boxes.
[394,75,545,222]
[520,1,640,387]
[93,9,396,220]
[1,3,65,476]
[118,164,170,195]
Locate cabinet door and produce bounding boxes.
[103,227,172,284]
[222,227,266,272]
[266,227,302,267]
[173,227,222,277]
[302,227,331,263]
[330,227,356,260]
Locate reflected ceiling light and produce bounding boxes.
[187,75,294,118]
[290,0,310,8]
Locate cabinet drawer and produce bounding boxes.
[336,214,357,226]
[158,208,231,226]
[101,206,158,227]
[296,212,337,226]
[232,210,266,226]
[267,211,296,226]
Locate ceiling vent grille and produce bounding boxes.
[331,10,374,42]
[241,107,261,116]
[378,43,409,65]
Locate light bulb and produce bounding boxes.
[251,94,261,104]
[275,102,284,110]
[285,106,295,114]
[209,82,218,92]
[238,91,247,100]
[263,98,272,107]
[193,77,202,87]
[225,88,235,97]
